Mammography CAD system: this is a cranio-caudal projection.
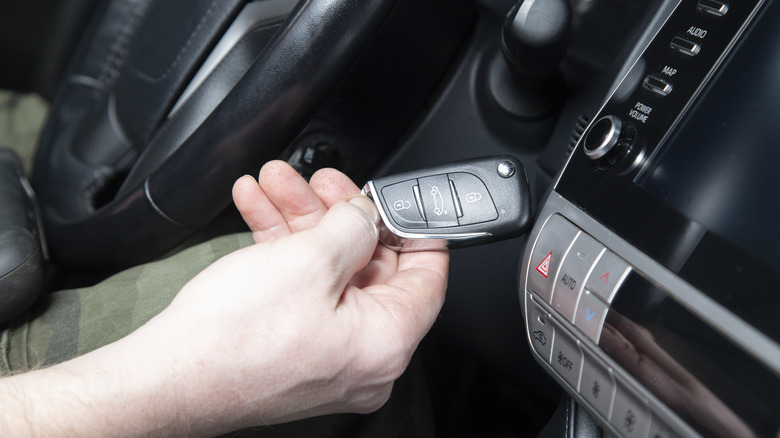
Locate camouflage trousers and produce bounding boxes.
[0,233,434,437]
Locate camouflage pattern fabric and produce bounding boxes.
[0,232,434,437]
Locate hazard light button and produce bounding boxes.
[527,214,580,304]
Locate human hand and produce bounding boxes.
[151,161,449,432]
[0,161,448,438]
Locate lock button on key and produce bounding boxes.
[380,179,427,229]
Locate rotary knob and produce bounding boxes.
[583,116,622,159]
[582,115,637,171]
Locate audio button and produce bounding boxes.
[670,36,701,56]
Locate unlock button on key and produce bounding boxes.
[449,172,498,225]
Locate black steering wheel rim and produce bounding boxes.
[32,0,401,271]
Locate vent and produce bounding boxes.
[567,115,590,160]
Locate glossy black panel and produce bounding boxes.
[604,273,780,437]
[639,0,780,272]
[557,0,780,341]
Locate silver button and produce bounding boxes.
[583,116,622,160]
[527,215,580,303]
[648,415,683,438]
[552,232,604,322]
[526,293,554,363]
[584,250,631,303]
[580,348,615,420]
[697,0,728,17]
[670,36,701,57]
[574,290,609,342]
[497,161,516,178]
[550,325,583,390]
[612,379,650,437]
[642,75,673,96]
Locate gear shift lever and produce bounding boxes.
[489,0,571,119]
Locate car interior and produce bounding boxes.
[1,0,778,436]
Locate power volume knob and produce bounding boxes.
[583,115,622,160]
[582,115,638,171]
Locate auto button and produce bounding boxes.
[552,232,604,322]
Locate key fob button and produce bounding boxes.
[449,172,498,225]
[380,179,427,229]
[418,174,459,228]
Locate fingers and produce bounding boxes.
[257,161,328,231]
[233,161,331,242]
[310,168,405,287]
[300,195,381,295]
[309,167,361,207]
[233,175,291,241]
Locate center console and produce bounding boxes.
[520,0,780,436]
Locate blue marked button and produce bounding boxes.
[574,289,609,343]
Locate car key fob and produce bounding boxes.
[362,155,531,251]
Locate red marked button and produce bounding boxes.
[584,250,631,303]
[527,215,579,304]
[536,251,552,278]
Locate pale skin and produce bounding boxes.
[0,161,449,437]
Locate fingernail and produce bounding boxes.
[348,194,381,227]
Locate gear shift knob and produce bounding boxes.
[502,0,572,77]
[489,0,571,119]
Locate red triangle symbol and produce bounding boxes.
[599,272,610,284]
[536,251,552,278]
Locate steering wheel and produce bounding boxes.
[32,0,400,271]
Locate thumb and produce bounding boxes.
[303,194,382,291]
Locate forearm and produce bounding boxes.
[0,306,299,438]
[0,331,191,437]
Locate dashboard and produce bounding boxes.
[520,0,780,436]
[2,0,778,436]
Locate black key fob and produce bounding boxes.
[362,155,531,251]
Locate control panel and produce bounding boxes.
[523,214,666,437]
[581,0,763,173]
[522,0,780,436]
